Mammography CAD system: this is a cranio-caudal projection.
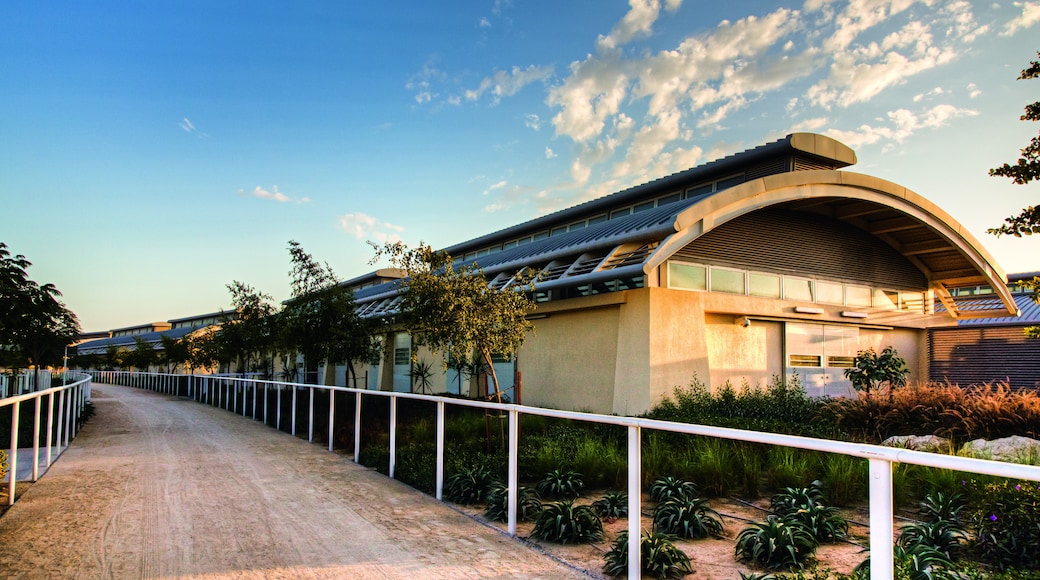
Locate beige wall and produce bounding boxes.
[858,327,927,383]
[705,313,783,390]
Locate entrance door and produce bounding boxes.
[392,333,412,393]
[785,323,857,397]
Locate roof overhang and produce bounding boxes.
[646,170,1020,319]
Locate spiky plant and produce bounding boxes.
[918,491,966,524]
[603,530,693,579]
[536,469,585,499]
[444,465,499,504]
[855,543,957,580]
[650,476,698,503]
[483,483,542,523]
[734,516,818,570]
[770,482,827,515]
[652,495,725,539]
[531,500,604,544]
[897,520,967,560]
[592,491,629,520]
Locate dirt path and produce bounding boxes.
[0,384,589,579]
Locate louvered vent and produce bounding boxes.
[794,154,838,171]
[929,326,1040,388]
[745,156,790,180]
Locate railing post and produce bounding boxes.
[292,387,298,436]
[435,400,444,499]
[389,396,397,479]
[241,380,247,417]
[276,385,282,431]
[252,382,258,420]
[308,388,314,443]
[507,408,519,536]
[869,457,895,580]
[45,391,54,468]
[328,389,335,453]
[263,383,269,425]
[628,425,641,580]
[8,401,20,505]
[31,395,41,481]
[55,389,65,453]
[64,387,72,447]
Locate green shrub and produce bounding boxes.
[818,454,866,507]
[591,491,628,519]
[652,495,725,539]
[897,520,967,560]
[603,530,693,579]
[918,491,966,524]
[685,437,736,497]
[854,543,957,580]
[444,465,499,504]
[483,483,541,523]
[844,346,908,395]
[393,442,435,494]
[0,449,7,481]
[765,448,818,493]
[735,516,818,570]
[770,483,847,543]
[536,469,584,500]
[968,478,1040,570]
[530,500,604,544]
[650,476,698,503]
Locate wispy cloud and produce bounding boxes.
[1002,1,1040,35]
[337,212,404,243]
[464,65,554,104]
[239,185,310,204]
[824,103,978,151]
[406,61,447,105]
[524,114,541,130]
[179,117,208,138]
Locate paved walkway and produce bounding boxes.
[0,384,590,579]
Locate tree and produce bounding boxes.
[130,336,158,372]
[224,281,278,377]
[370,241,536,403]
[844,346,908,396]
[0,242,81,378]
[159,334,188,373]
[280,240,379,386]
[989,51,1040,338]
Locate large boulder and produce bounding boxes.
[880,435,951,453]
[960,436,1040,464]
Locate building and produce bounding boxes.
[75,311,231,372]
[350,133,1019,415]
[929,272,1040,388]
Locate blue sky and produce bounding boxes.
[2,0,1039,331]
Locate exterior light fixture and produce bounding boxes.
[793,306,824,314]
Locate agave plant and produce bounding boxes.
[603,530,693,579]
[855,543,957,580]
[918,491,966,524]
[782,503,848,543]
[897,520,968,560]
[483,483,542,523]
[734,516,818,570]
[536,469,585,500]
[770,481,827,515]
[650,476,698,503]
[652,495,725,539]
[531,499,604,544]
[444,465,499,505]
[592,491,629,520]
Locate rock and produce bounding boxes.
[880,435,951,453]
[960,436,1040,464]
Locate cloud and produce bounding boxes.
[465,65,554,104]
[1003,1,1040,35]
[824,103,978,150]
[966,82,981,99]
[406,62,447,105]
[596,0,682,52]
[545,147,557,159]
[337,212,404,243]
[524,114,541,130]
[179,117,208,138]
[479,16,491,28]
[240,185,310,204]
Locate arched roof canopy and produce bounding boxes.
[648,170,1019,319]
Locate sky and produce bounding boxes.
[2,0,1039,332]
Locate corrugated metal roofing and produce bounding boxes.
[76,326,200,352]
[955,292,1040,326]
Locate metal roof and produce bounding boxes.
[953,292,1040,326]
[76,326,199,353]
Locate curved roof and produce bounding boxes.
[76,326,200,353]
[647,170,1018,318]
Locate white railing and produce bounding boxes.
[0,370,53,398]
[2,372,90,507]
[87,370,1040,580]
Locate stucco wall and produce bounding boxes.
[704,313,783,390]
[519,305,621,413]
[858,327,926,384]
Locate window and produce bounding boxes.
[827,356,855,368]
[710,267,745,294]
[874,289,898,310]
[568,221,587,231]
[748,272,781,298]
[686,183,713,198]
[784,277,814,302]
[658,192,682,205]
[668,262,706,291]
[716,174,745,190]
[789,354,822,367]
[533,231,549,241]
[551,226,567,236]
[633,200,655,213]
[610,207,632,219]
[816,281,844,305]
[846,285,871,307]
[503,240,517,250]
[588,214,608,225]
[394,348,410,365]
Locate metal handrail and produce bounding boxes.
[2,372,90,507]
[85,370,1040,580]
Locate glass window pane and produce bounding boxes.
[668,262,706,291]
[748,272,781,298]
[533,231,549,241]
[610,208,632,219]
[633,201,655,213]
[686,183,713,198]
[568,221,587,231]
[588,214,607,225]
[710,267,745,294]
[658,192,681,205]
[784,277,814,302]
[716,175,745,190]
[816,281,844,305]
[874,289,898,310]
[550,226,567,236]
[847,285,871,307]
